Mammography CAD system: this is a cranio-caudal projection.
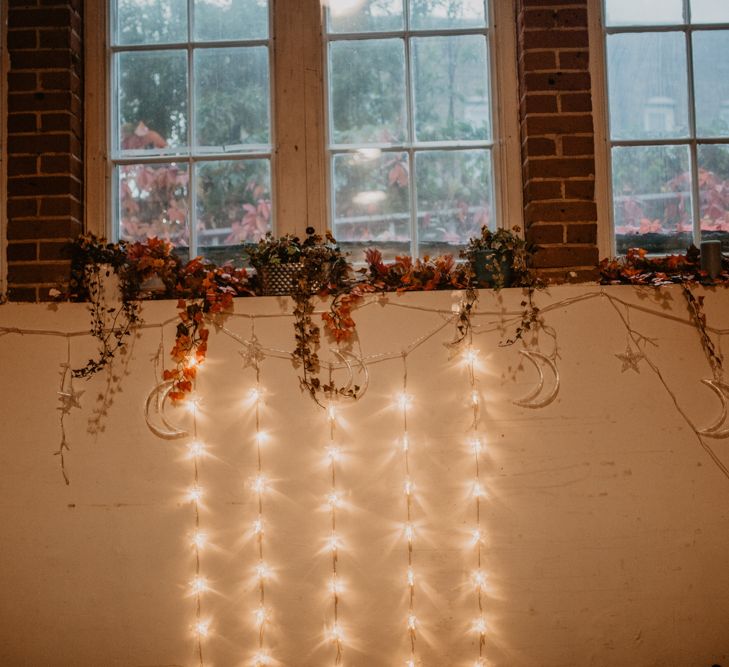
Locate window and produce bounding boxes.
[109,0,273,264]
[89,0,520,262]
[599,0,729,255]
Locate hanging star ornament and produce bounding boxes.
[57,381,84,414]
[615,343,644,374]
[239,334,266,369]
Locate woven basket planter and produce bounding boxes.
[258,263,329,297]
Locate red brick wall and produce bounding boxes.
[5,0,84,302]
[516,0,599,282]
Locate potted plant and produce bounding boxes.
[461,225,532,289]
[247,227,350,296]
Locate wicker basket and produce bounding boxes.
[258,262,329,296]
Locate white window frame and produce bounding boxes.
[85,0,522,255]
[589,0,729,257]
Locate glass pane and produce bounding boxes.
[698,144,729,251]
[410,0,487,30]
[194,0,269,41]
[327,0,404,33]
[413,35,490,142]
[612,145,693,254]
[194,47,270,150]
[607,32,689,140]
[117,51,188,153]
[114,0,187,45]
[117,163,189,247]
[604,0,683,26]
[416,149,492,255]
[332,150,411,259]
[693,31,729,138]
[329,39,407,145]
[691,0,729,23]
[196,159,272,264]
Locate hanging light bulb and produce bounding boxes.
[194,619,210,637]
[252,474,267,494]
[187,440,206,459]
[191,531,207,549]
[187,485,203,503]
[472,570,487,590]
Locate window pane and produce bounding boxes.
[604,0,683,26]
[194,0,269,41]
[612,145,693,254]
[196,159,271,263]
[693,31,729,138]
[117,50,188,153]
[698,145,729,250]
[194,47,270,150]
[327,0,404,33]
[413,35,490,142]
[607,32,689,140]
[332,151,410,258]
[691,0,729,23]
[117,163,189,246]
[114,0,188,45]
[329,39,407,145]
[416,149,492,254]
[410,0,486,30]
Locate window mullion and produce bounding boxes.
[403,0,418,258]
[684,24,702,245]
[187,0,196,259]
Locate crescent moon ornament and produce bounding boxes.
[513,350,560,409]
[145,380,189,440]
[698,378,729,438]
[330,348,370,400]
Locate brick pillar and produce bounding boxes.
[6,1,83,301]
[516,0,599,281]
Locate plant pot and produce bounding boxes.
[259,263,304,296]
[472,250,513,288]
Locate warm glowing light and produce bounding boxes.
[474,659,487,667]
[402,433,410,451]
[186,355,199,368]
[404,523,415,542]
[194,620,210,637]
[404,479,414,496]
[407,614,417,630]
[327,533,341,552]
[329,576,341,595]
[254,562,272,581]
[470,437,483,454]
[252,651,271,666]
[325,446,342,462]
[188,440,206,458]
[249,387,263,403]
[471,390,480,406]
[252,475,267,494]
[327,404,338,422]
[470,529,483,545]
[464,347,479,366]
[329,623,344,642]
[252,518,264,535]
[327,491,342,508]
[187,485,203,502]
[407,568,415,587]
[473,482,486,498]
[191,576,208,594]
[254,431,269,445]
[254,606,267,627]
[191,531,207,549]
[406,659,417,667]
[472,570,487,590]
[472,617,487,635]
[396,392,412,411]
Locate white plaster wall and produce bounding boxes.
[0,285,728,667]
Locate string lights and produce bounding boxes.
[185,375,209,667]
[464,343,487,664]
[325,400,344,664]
[397,353,419,665]
[246,325,273,667]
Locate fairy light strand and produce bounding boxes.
[465,342,487,663]
[187,379,207,666]
[326,399,344,664]
[399,352,418,664]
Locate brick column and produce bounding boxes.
[6,1,83,301]
[516,0,599,281]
